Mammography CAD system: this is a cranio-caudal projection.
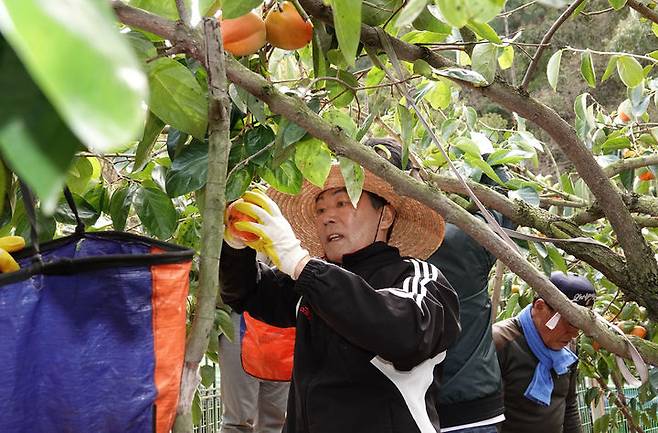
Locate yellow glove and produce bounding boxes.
[231,190,309,278]
[0,236,24,273]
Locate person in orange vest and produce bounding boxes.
[217,308,291,433]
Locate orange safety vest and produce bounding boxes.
[240,312,295,381]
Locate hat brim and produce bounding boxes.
[267,165,445,260]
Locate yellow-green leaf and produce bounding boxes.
[547,49,563,91]
[617,55,644,88]
[498,46,514,70]
[580,50,596,88]
[330,0,362,66]
[294,138,332,188]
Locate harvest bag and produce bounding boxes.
[240,312,295,381]
[0,230,193,433]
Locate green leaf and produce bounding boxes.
[396,0,429,27]
[616,56,644,88]
[464,0,506,23]
[0,0,147,153]
[13,203,56,243]
[452,137,481,157]
[471,43,498,84]
[403,32,449,47]
[322,109,357,136]
[66,158,95,195]
[486,149,534,165]
[166,128,190,161]
[165,140,209,197]
[244,126,275,167]
[465,155,504,185]
[423,80,452,110]
[277,118,308,149]
[580,50,596,88]
[608,0,628,10]
[259,159,303,194]
[437,0,504,27]
[466,20,502,44]
[362,0,403,26]
[508,186,540,206]
[601,136,631,152]
[326,69,358,108]
[0,40,81,207]
[134,186,178,239]
[330,0,362,66]
[547,50,563,91]
[436,0,468,28]
[498,46,514,70]
[200,364,215,387]
[593,414,610,433]
[109,183,133,231]
[601,55,619,82]
[134,112,165,173]
[192,392,201,425]
[546,244,568,273]
[148,58,208,140]
[84,182,108,213]
[413,60,434,79]
[338,157,364,208]
[221,0,264,19]
[54,193,100,226]
[225,166,254,202]
[435,67,488,86]
[294,138,332,188]
[412,7,451,33]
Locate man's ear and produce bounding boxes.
[380,204,396,230]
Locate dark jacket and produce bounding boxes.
[493,317,582,433]
[429,216,509,428]
[220,241,460,433]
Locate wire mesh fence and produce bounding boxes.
[193,379,656,432]
[193,386,222,433]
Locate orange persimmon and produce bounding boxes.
[221,11,266,56]
[265,2,313,50]
[227,200,259,242]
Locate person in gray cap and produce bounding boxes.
[493,271,596,433]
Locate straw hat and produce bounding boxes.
[267,165,445,260]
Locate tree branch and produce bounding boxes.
[175,0,189,25]
[604,154,658,178]
[223,56,658,365]
[109,0,658,365]
[627,0,658,25]
[297,0,658,296]
[520,0,586,92]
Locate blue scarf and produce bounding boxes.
[518,304,578,406]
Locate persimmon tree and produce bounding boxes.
[2,0,658,431]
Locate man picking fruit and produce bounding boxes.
[220,144,460,433]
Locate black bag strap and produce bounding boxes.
[63,186,85,235]
[18,183,85,257]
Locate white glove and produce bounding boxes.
[232,190,310,278]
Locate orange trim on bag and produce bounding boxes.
[241,312,295,381]
[151,247,191,433]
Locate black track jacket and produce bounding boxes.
[220,241,460,433]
